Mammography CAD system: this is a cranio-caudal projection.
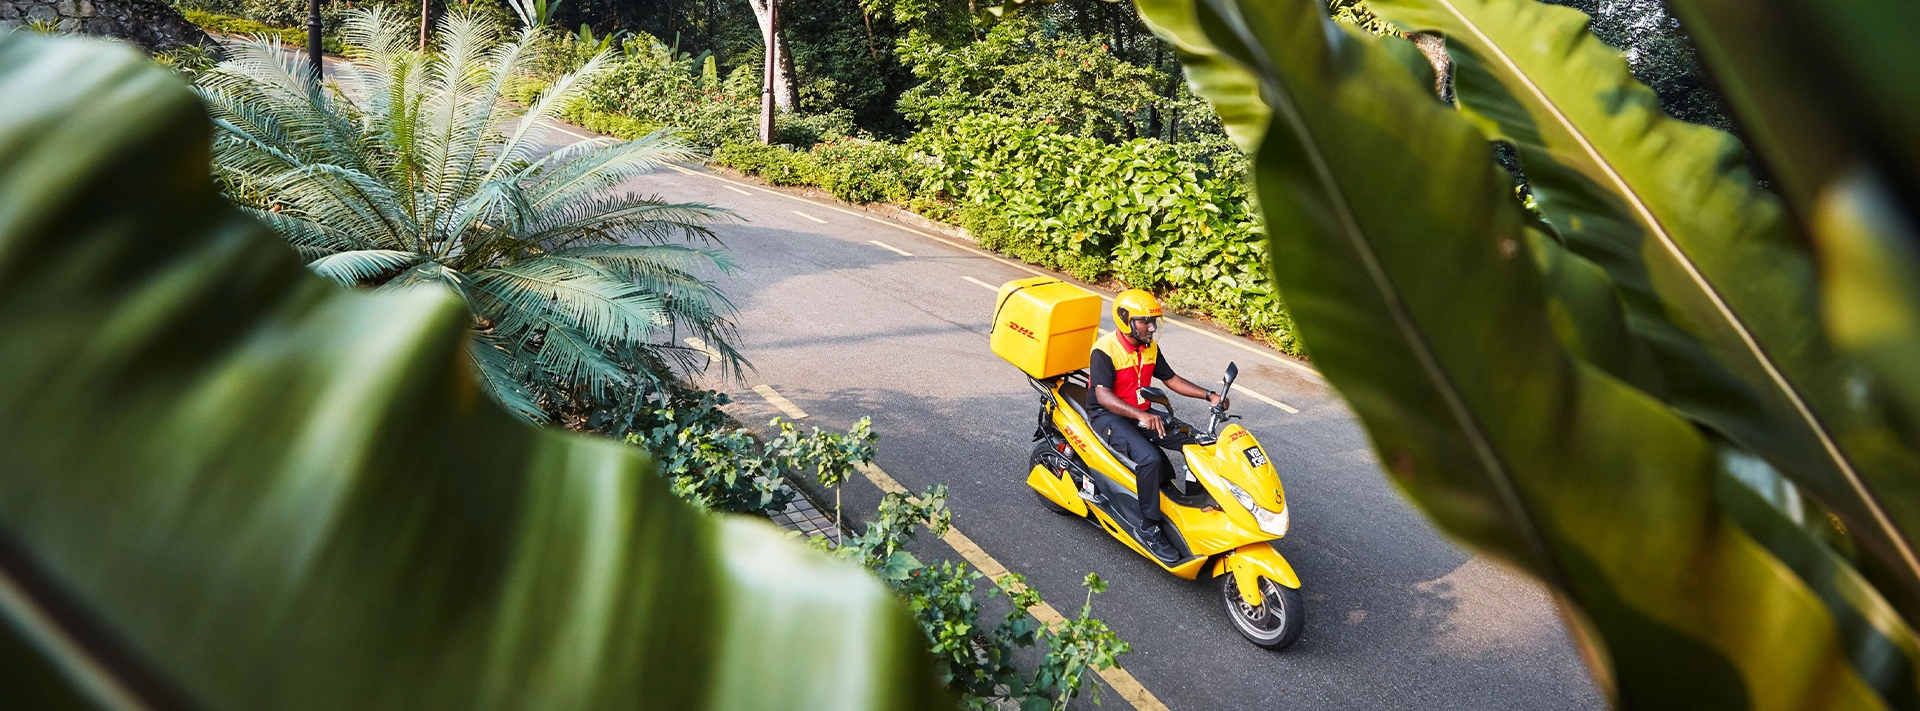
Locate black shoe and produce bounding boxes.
[1139,522,1179,562]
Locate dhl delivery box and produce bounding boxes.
[991,277,1102,379]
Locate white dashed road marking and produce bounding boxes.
[791,210,828,224]
[1234,385,1301,414]
[962,276,999,291]
[868,240,914,257]
[724,184,754,196]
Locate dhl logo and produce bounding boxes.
[1064,426,1093,453]
[1227,428,1247,443]
[1005,320,1037,340]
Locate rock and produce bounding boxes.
[25,4,57,23]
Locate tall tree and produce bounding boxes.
[746,0,797,131]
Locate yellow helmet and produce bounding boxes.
[1112,289,1163,337]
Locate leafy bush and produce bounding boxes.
[615,386,875,517]
[897,16,1164,142]
[179,9,344,53]
[616,386,1130,709]
[811,139,921,203]
[816,487,1129,709]
[573,33,761,147]
[918,114,1299,355]
[711,141,824,187]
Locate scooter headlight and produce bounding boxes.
[1219,478,1289,536]
[1219,477,1258,512]
[1253,505,1290,537]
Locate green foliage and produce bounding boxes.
[917,114,1299,354]
[572,33,760,147]
[0,30,954,710]
[897,17,1163,141]
[817,488,1130,709]
[152,42,220,77]
[1137,0,1920,705]
[712,141,825,186]
[614,385,879,516]
[810,139,921,203]
[197,8,747,422]
[179,9,345,53]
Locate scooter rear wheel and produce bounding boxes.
[1220,572,1305,650]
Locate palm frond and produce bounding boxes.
[256,164,417,249]
[549,245,749,380]
[488,49,614,176]
[307,250,425,286]
[239,207,366,257]
[467,332,547,423]
[518,132,702,208]
[443,179,536,254]
[381,261,474,307]
[197,38,367,172]
[522,194,731,248]
[416,11,505,234]
[534,323,635,397]
[472,258,668,345]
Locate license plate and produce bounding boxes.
[1243,446,1268,468]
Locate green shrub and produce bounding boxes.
[917,114,1299,354]
[179,9,344,54]
[576,34,759,148]
[811,139,918,204]
[711,141,822,186]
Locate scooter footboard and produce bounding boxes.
[1219,542,1300,607]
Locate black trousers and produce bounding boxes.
[1092,410,1196,525]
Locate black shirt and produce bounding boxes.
[1087,348,1176,416]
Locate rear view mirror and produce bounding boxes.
[1138,386,1171,409]
[1223,362,1238,387]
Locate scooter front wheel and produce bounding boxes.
[1220,573,1305,650]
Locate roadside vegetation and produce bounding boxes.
[13,0,1914,706]
[172,8,1131,708]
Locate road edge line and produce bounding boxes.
[853,462,1173,711]
[751,384,810,420]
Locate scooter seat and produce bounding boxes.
[1057,379,1142,471]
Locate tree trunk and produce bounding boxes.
[745,0,796,114]
[418,0,430,49]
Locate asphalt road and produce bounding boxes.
[584,154,1609,710]
[281,44,1601,710]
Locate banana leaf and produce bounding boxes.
[0,33,947,711]
[1362,0,1920,629]
[1132,0,1892,705]
[1652,0,1920,479]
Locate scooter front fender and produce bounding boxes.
[1220,541,1301,607]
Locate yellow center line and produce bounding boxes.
[1234,385,1300,414]
[751,384,810,420]
[853,462,1172,711]
[682,336,721,361]
[660,163,1320,380]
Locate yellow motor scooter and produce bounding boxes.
[990,278,1305,650]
